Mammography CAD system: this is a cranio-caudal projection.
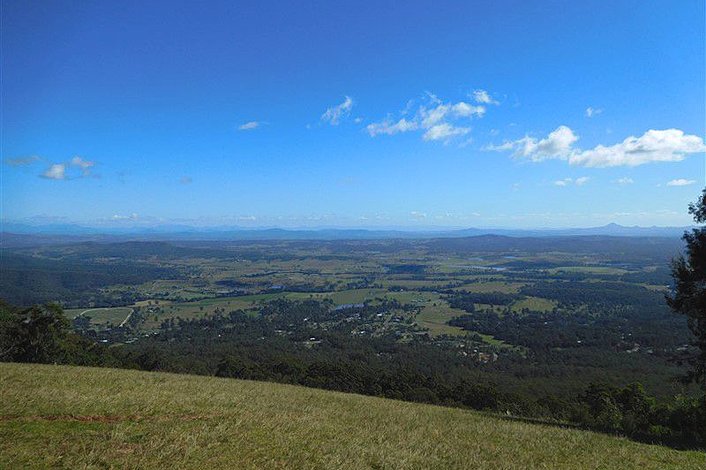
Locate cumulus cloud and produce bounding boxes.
[472,89,499,105]
[5,155,41,166]
[570,129,705,167]
[367,93,485,143]
[585,107,603,118]
[238,121,261,131]
[38,156,96,180]
[488,127,705,167]
[575,176,590,186]
[41,163,67,180]
[487,125,578,162]
[666,178,696,186]
[321,96,353,125]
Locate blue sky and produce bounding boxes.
[2,0,705,228]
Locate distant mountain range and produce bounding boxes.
[0,222,694,245]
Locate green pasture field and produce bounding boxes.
[2,363,703,469]
[64,307,133,328]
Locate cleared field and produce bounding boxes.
[455,281,526,293]
[64,307,133,327]
[511,296,558,313]
[547,266,629,275]
[415,296,468,336]
[1,363,703,469]
[138,289,390,329]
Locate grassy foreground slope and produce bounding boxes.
[1,363,704,469]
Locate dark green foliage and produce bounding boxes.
[521,281,661,307]
[0,252,180,306]
[0,299,703,448]
[0,301,114,366]
[446,292,517,309]
[576,383,705,447]
[667,188,706,388]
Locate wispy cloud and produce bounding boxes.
[554,176,589,187]
[487,127,705,167]
[366,118,418,136]
[423,123,470,141]
[71,156,95,176]
[238,121,261,131]
[321,96,353,125]
[614,177,634,185]
[585,107,603,118]
[5,155,41,166]
[367,93,485,143]
[666,178,696,186]
[112,213,139,221]
[472,89,499,105]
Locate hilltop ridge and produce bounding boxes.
[1,363,703,469]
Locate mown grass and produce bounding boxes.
[1,363,704,469]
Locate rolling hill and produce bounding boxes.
[1,363,704,469]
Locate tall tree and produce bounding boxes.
[668,188,706,389]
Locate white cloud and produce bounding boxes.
[614,177,634,185]
[70,156,95,176]
[585,107,603,118]
[321,96,353,125]
[238,121,260,131]
[367,94,485,143]
[410,211,427,220]
[472,89,499,105]
[423,123,470,141]
[366,118,418,136]
[571,129,706,167]
[41,163,66,180]
[554,176,589,187]
[488,127,705,167]
[488,125,578,162]
[420,102,484,128]
[37,156,96,180]
[112,213,139,221]
[666,178,696,186]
